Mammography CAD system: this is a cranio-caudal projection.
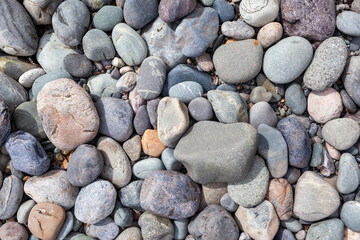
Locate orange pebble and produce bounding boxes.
[225,39,237,44]
[141,130,166,157]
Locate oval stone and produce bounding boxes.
[63,53,93,78]
[0,72,28,113]
[88,74,117,99]
[343,56,360,107]
[240,0,279,27]
[285,83,306,115]
[169,81,204,104]
[119,180,144,211]
[0,222,29,240]
[0,175,23,220]
[123,0,158,29]
[133,158,165,179]
[159,0,196,23]
[188,97,214,121]
[249,101,278,129]
[82,29,115,62]
[93,6,123,32]
[336,11,360,37]
[0,100,10,146]
[266,178,293,221]
[336,153,360,195]
[340,201,360,232]
[24,0,63,25]
[306,219,344,240]
[139,212,174,240]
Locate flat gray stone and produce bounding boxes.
[336,11,360,36]
[343,56,360,106]
[249,101,278,129]
[340,201,360,232]
[0,175,23,220]
[169,81,203,104]
[336,153,360,194]
[285,83,306,115]
[82,29,115,61]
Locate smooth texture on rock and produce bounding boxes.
[285,84,306,115]
[161,147,183,171]
[250,101,277,129]
[341,201,360,232]
[24,0,63,25]
[0,100,10,145]
[169,81,204,104]
[116,227,142,240]
[336,153,360,194]
[0,175,23,220]
[88,74,117,99]
[119,180,144,211]
[134,105,152,135]
[212,0,234,23]
[93,6,123,32]
[139,212,174,240]
[93,217,120,240]
[57,211,74,240]
[336,11,360,37]
[116,72,137,93]
[188,97,214,121]
[142,129,166,157]
[0,72,28,113]
[266,178,293,220]
[82,29,115,62]
[306,218,344,240]
[19,68,46,88]
[0,222,29,240]
[240,0,279,27]
[123,0,158,29]
[221,20,255,40]
[343,56,360,107]
[17,199,36,225]
[159,0,196,23]
[257,22,283,48]
[64,53,92,78]
[133,158,165,179]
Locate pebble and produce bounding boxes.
[0,56,38,80]
[304,37,348,91]
[17,199,36,225]
[112,23,148,66]
[306,218,344,240]
[188,205,239,240]
[0,0,38,56]
[200,183,227,209]
[341,90,357,113]
[63,54,92,78]
[169,81,204,104]
[212,0,234,23]
[116,227,142,240]
[340,201,360,232]
[344,228,360,240]
[310,143,323,167]
[174,219,189,240]
[18,68,46,88]
[275,228,296,240]
[295,230,306,240]
[52,0,90,46]
[240,0,279,27]
[213,39,263,84]
[336,153,360,194]
[263,36,313,84]
[343,56,360,107]
[57,211,74,240]
[139,212,174,240]
[277,117,312,168]
[161,148,183,171]
[141,129,166,157]
[0,175,23,220]
[174,121,258,184]
[287,114,311,129]
[93,217,119,240]
[5,131,50,175]
[83,29,115,62]
[113,203,133,227]
[281,217,303,233]
[0,222,28,240]
[123,0,158,29]
[137,56,166,100]
[220,193,238,212]
[250,86,273,103]
[147,98,160,129]
[353,0,360,12]
[266,178,293,220]
[159,0,196,23]
[285,83,306,115]
[293,171,340,221]
[23,0,63,25]
[37,78,99,151]
[175,6,219,57]
[67,144,104,187]
[93,6,123,32]
[221,20,255,40]
[188,97,214,121]
[95,97,133,142]
[133,157,165,179]
[0,100,10,145]
[200,0,214,6]
[235,200,280,240]
[227,155,270,208]
[322,118,360,150]
[82,0,112,10]
[258,123,288,178]
[116,72,137,92]
[119,180,144,211]
[207,90,248,123]
[24,170,79,210]
[336,11,360,36]
[257,22,283,48]
[0,72,28,113]
[134,105,152,135]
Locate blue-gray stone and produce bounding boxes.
[306,218,344,240]
[93,6,123,32]
[64,232,96,240]
[0,175,23,220]
[5,131,50,176]
[216,84,236,91]
[340,90,357,113]
[147,98,160,129]
[0,72,28,113]
[188,97,214,121]
[9,161,24,179]
[72,217,83,232]
[119,180,144,211]
[336,153,360,194]
[63,53,93,78]
[123,0,158,29]
[169,81,204,104]
[0,100,10,146]
[310,143,323,168]
[345,145,359,155]
[212,0,234,23]
[93,217,120,240]
[113,204,133,227]
[249,101,278,129]
[133,158,165,179]
[17,199,36,225]
[200,0,214,6]
[336,11,360,37]
[58,211,74,240]
[82,29,115,62]
[340,201,360,231]
[275,228,296,240]
[174,219,189,240]
[343,56,360,107]
[161,148,183,171]
[277,117,312,168]
[134,105,152,135]
[280,218,303,233]
[88,73,117,100]
[82,0,112,10]
[220,193,239,212]
[308,123,318,137]
[285,83,306,115]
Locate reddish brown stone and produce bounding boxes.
[199,182,228,210]
[159,0,196,23]
[0,222,28,240]
[141,129,166,157]
[266,178,293,220]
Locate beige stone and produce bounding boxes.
[141,130,166,157]
[116,227,142,240]
[344,227,360,240]
[257,22,283,48]
[199,182,227,209]
[325,142,341,160]
[266,178,293,220]
[195,52,214,72]
[123,135,142,161]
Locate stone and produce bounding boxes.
[0,72,28,113]
[212,0,234,23]
[5,131,50,175]
[0,175,23,220]
[119,180,144,211]
[0,222,28,240]
[263,36,313,84]
[157,97,189,148]
[63,53,92,78]
[310,143,323,168]
[24,0,63,25]
[336,11,360,37]
[113,202,132,228]
[322,118,360,150]
[169,81,204,104]
[340,201,360,232]
[139,212,174,240]
[257,22,283,48]
[134,105,152,135]
[64,232,96,239]
[137,56,166,100]
[133,158,165,179]
[17,199,36,225]
[159,0,196,23]
[287,114,311,129]
[142,129,166,157]
[306,218,344,240]
[213,39,263,84]
[175,6,219,57]
[24,170,79,210]
[140,170,201,219]
[200,182,227,209]
[67,144,104,187]
[188,205,239,240]
[129,87,146,113]
[250,102,278,129]
[123,0,158,29]
[337,153,360,194]
[0,0,38,56]
[285,84,306,115]
[294,171,340,222]
[195,52,214,72]
[28,202,65,240]
[93,217,120,240]
[82,0,112,11]
[174,121,258,184]
[304,37,347,91]
[266,178,293,220]
[188,97,214,121]
[117,72,137,93]
[281,0,336,42]
[221,20,255,40]
[207,90,248,123]
[220,193,239,212]
[281,217,303,233]
[147,98,161,129]
[37,78,99,151]
[0,56,38,80]
[93,6,123,32]
[95,97,133,142]
[228,155,270,208]
[235,200,280,240]
[88,74,117,99]
[353,0,360,12]
[275,228,296,240]
[57,211,74,240]
[250,86,273,103]
[161,148,183,171]
[240,0,279,27]
[341,90,357,113]
[82,29,115,62]
[344,227,360,240]
[123,135,141,161]
[19,68,46,88]
[343,56,360,107]
[173,219,188,240]
[0,100,10,145]
[116,227,142,240]
[112,23,148,66]
[277,117,311,168]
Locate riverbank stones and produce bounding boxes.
[123,0,158,29]
[213,39,263,84]
[174,121,258,184]
[0,175,23,220]
[169,81,204,104]
[240,0,279,27]
[37,78,99,151]
[221,20,255,40]
[139,212,174,240]
[82,29,115,62]
[0,100,10,145]
[134,105,151,135]
[336,153,360,194]
[17,200,36,225]
[212,0,234,23]
[336,11,360,36]
[88,74,117,99]
[306,219,344,240]
[341,201,360,232]
[63,54,92,78]
[266,178,293,220]
[93,6,123,32]
[257,22,283,48]
[92,217,119,240]
[117,227,141,240]
[249,101,277,128]
[285,83,306,115]
[0,222,28,240]
[0,72,28,113]
[119,180,144,211]
[188,97,214,121]
[133,158,165,179]
[343,56,360,106]
[18,68,45,88]
[24,0,63,25]
[141,129,166,157]
[159,0,196,23]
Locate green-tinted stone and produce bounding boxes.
[310,143,323,167]
[93,6,123,32]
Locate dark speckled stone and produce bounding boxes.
[120,180,144,211]
[159,0,196,23]
[0,100,10,146]
[134,105,152,135]
[140,170,201,219]
[123,0,158,29]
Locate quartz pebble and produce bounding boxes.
[221,20,255,40]
[257,22,283,48]
[240,0,279,27]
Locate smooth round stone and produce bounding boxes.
[212,0,234,23]
[277,117,311,168]
[275,228,296,240]
[341,90,357,113]
[266,178,293,221]
[343,56,360,107]
[123,135,141,161]
[83,29,115,62]
[174,219,189,240]
[113,204,133,227]
[139,212,174,240]
[0,56,38,81]
[281,217,303,232]
[249,101,277,129]
[116,72,137,93]
[23,0,62,25]
[17,199,36,225]
[5,131,50,175]
[93,217,119,240]
[207,90,248,123]
[112,23,148,66]
[0,72,28,113]
[65,232,96,240]
[304,37,348,91]
[119,180,144,211]
[213,39,263,84]
[75,180,116,224]
[147,98,160,129]
[188,97,213,121]
[116,227,142,240]
[58,211,74,240]
[306,219,344,240]
[200,0,214,6]
[174,121,258,184]
[250,86,273,103]
[134,105,151,135]
[67,144,104,187]
[310,143,323,168]
[137,56,166,100]
[0,0,38,56]
[228,155,269,208]
[123,0,157,29]
[19,68,46,88]
[24,170,79,210]
[161,148,183,171]
[188,205,239,240]
[221,20,255,40]
[37,78,99,151]
[294,171,340,222]
[322,118,360,150]
[169,81,204,104]
[281,0,335,42]
[220,193,239,212]
[141,129,166,157]
[257,22,283,48]
[95,97,133,142]
[63,53,92,78]
[14,101,44,139]
[240,0,279,27]
[0,175,23,220]
[337,11,360,36]
[0,100,10,146]
[175,6,219,57]
[82,0,112,11]
[129,86,146,113]
[263,36,313,84]
[0,222,28,240]
[258,123,288,178]
[159,0,196,23]
[133,158,165,179]
[88,74,117,99]
[285,83,306,115]
[336,153,360,194]
[93,6,123,32]
[341,201,360,232]
[140,170,200,219]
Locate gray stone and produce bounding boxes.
[83,29,115,62]
[240,0,279,27]
[212,0,235,23]
[17,199,36,225]
[113,203,133,227]
[133,158,165,179]
[0,175,23,220]
[116,227,142,240]
[123,0,158,29]
[275,228,296,240]
[216,83,236,92]
[0,100,10,146]
[158,0,197,23]
[250,86,273,103]
[249,102,278,129]
[134,105,151,135]
[0,72,27,113]
[174,219,189,240]
[188,97,214,121]
[161,148,183,171]
[88,74,117,99]
[23,0,63,25]
[281,218,303,233]
[19,68,46,88]
[93,217,119,240]
[147,98,160,129]
[341,90,357,113]
[169,81,204,104]
[139,212,174,240]
[63,53,92,78]
[116,72,137,93]
[58,212,74,240]
[200,0,214,6]
[336,11,360,36]
[306,218,344,240]
[123,135,141,161]
[285,83,306,115]
[343,56,360,107]
[310,143,323,168]
[340,201,360,232]
[0,222,29,240]
[119,180,144,211]
[220,193,239,212]
[93,6,123,32]
[82,0,112,11]
[337,153,360,194]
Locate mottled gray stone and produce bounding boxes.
[250,86,273,103]
[133,158,165,179]
[58,212,74,240]
[88,74,117,99]
[158,0,196,23]
[123,0,158,29]
[310,143,323,168]
[24,0,63,25]
[340,201,360,232]
[82,29,115,62]
[139,212,174,240]
[93,6,123,32]
[0,72,27,113]
[93,217,119,240]
[169,81,204,104]
[285,83,306,115]
[0,175,23,220]
[116,72,137,93]
[119,180,144,211]
[306,218,344,240]
[341,90,357,113]
[212,0,235,23]
[188,97,214,121]
[343,56,360,107]
[336,11,360,36]
[64,53,93,78]
[249,102,278,129]
[17,199,36,225]
[0,100,10,146]
[336,153,360,194]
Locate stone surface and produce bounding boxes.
[340,201,360,232]
[93,6,123,32]
[19,68,46,88]
[266,178,293,220]
[142,129,166,157]
[188,97,214,121]
[63,53,92,78]
[240,0,279,27]
[174,121,258,184]
[161,148,183,171]
[250,102,277,129]
[221,20,255,40]
[341,90,357,113]
[133,158,165,179]
[250,86,273,103]
[0,222,28,240]
[257,22,283,48]
[336,11,360,36]
[17,199,36,225]
[0,72,28,113]
[343,56,360,107]
[119,180,144,211]
[129,87,146,113]
[123,0,158,29]
[88,74,117,99]
[147,98,160,129]
[0,175,23,220]
[310,143,323,168]
[212,0,234,23]
[93,217,120,240]
[281,217,303,233]
[0,100,10,145]
[195,52,214,72]
[306,218,344,240]
[337,153,360,194]
[169,81,204,104]
[285,84,306,115]
[57,211,74,240]
[113,202,133,228]
[116,72,137,93]
[134,105,152,135]
[220,193,239,212]
[200,182,228,209]
[344,228,360,240]
[275,228,296,240]
[24,0,63,25]
[139,212,174,240]
[0,56,38,80]
[82,0,113,11]
[83,29,115,62]
[159,0,196,23]
[116,227,142,240]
